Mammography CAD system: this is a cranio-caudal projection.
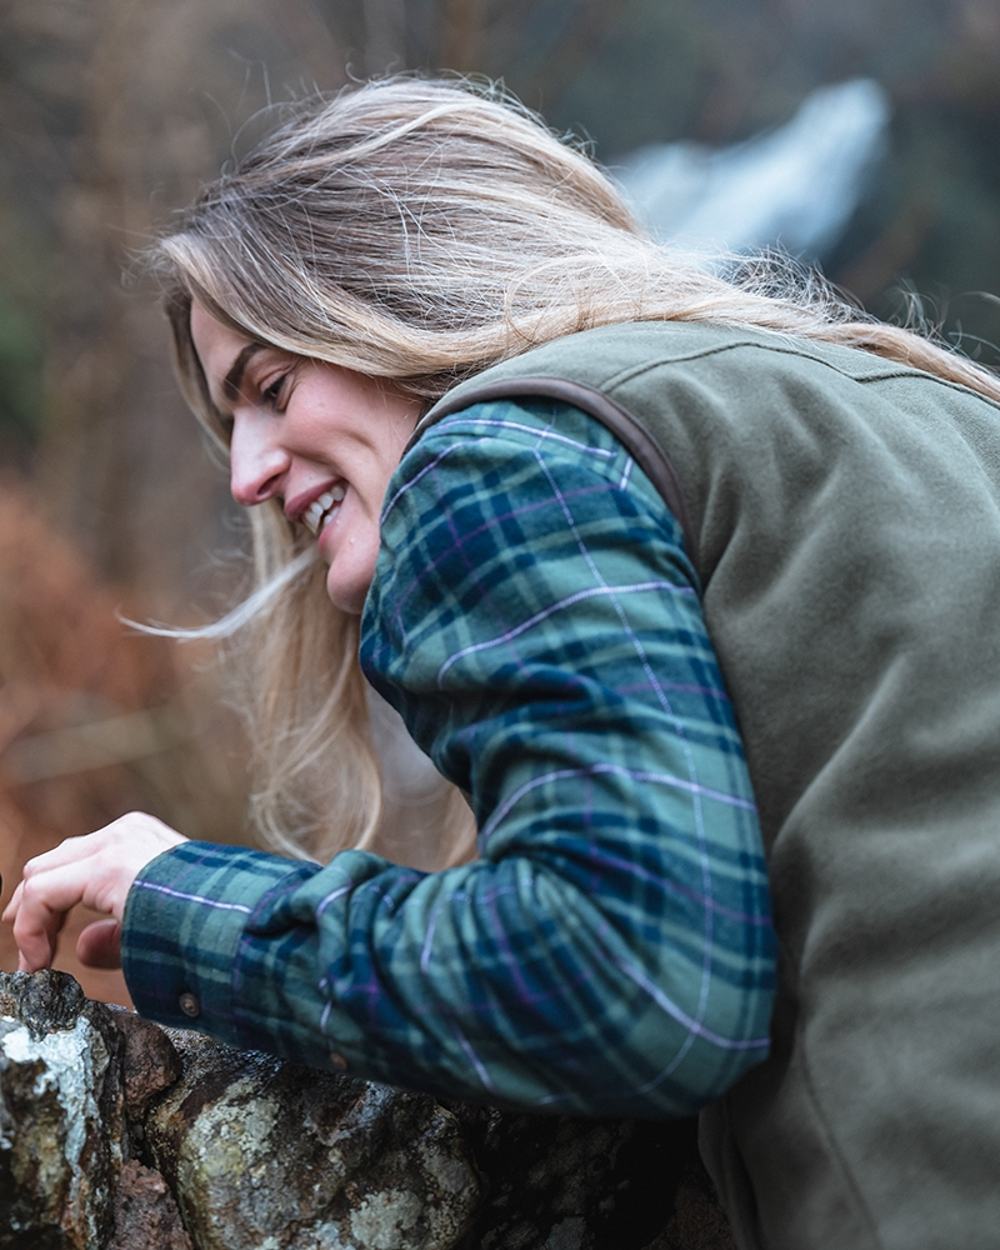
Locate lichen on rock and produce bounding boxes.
[0,971,125,1250]
[0,970,733,1250]
[145,1032,481,1250]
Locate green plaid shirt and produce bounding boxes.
[123,398,775,1117]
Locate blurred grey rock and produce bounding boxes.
[617,78,891,261]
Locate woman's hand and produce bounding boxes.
[1,813,187,973]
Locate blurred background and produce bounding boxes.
[2,0,999,1003]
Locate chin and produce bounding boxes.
[324,566,369,616]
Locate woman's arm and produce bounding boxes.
[109,399,775,1116]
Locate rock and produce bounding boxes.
[640,1159,738,1250]
[0,971,736,1249]
[145,1030,480,1250]
[449,1104,714,1250]
[110,1160,192,1250]
[106,1006,182,1119]
[0,968,87,1038]
[0,970,125,1250]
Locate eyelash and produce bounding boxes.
[215,368,288,438]
[261,374,287,409]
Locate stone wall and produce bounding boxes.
[0,971,736,1250]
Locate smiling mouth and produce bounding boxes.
[301,484,346,536]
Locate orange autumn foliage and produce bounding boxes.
[0,479,244,1003]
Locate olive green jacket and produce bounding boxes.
[424,320,1000,1250]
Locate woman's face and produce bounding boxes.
[190,302,421,614]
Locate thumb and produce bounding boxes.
[76,919,122,970]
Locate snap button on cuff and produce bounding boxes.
[329,1050,349,1071]
[179,991,201,1018]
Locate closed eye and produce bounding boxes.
[261,374,287,410]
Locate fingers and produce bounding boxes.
[76,919,122,970]
[1,835,103,927]
[8,860,97,973]
[1,879,24,925]
[18,832,104,882]
[6,840,130,973]
[2,813,188,974]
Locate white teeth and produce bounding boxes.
[301,484,346,535]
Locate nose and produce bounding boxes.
[228,416,290,508]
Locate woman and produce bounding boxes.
[5,77,1000,1250]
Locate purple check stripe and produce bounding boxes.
[436,581,695,685]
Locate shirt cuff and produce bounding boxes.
[121,840,311,1042]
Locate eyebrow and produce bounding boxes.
[214,342,268,412]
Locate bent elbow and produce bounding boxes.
[607,952,776,1118]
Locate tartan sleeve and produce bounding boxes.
[122,398,775,1117]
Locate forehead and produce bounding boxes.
[189,301,262,409]
[190,302,250,372]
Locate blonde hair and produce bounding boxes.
[150,73,1000,867]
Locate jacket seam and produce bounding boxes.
[796,1018,888,1250]
[600,337,1000,412]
